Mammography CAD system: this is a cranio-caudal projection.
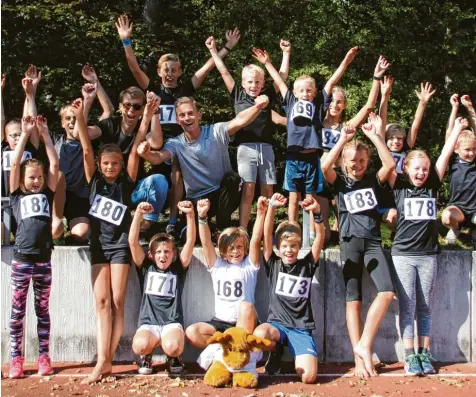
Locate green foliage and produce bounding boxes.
[2,0,476,203]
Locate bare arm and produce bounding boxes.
[263,193,287,261]
[36,117,59,192]
[227,95,270,136]
[301,197,325,263]
[249,197,268,267]
[324,46,359,96]
[445,94,459,141]
[10,118,34,192]
[205,36,235,93]
[197,199,217,268]
[378,75,393,129]
[73,99,96,182]
[271,110,287,126]
[408,82,436,149]
[22,68,41,148]
[461,95,476,133]
[177,201,196,268]
[129,203,149,266]
[253,48,288,98]
[82,65,114,120]
[137,141,171,165]
[436,117,469,180]
[277,40,291,90]
[321,126,357,184]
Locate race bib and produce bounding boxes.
[159,105,177,124]
[2,151,32,171]
[291,100,315,121]
[322,128,340,149]
[20,194,50,219]
[404,198,436,220]
[392,152,406,174]
[145,272,177,298]
[344,188,377,214]
[89,194,127,226]
[215,278,244,301]
[275,272,312,298]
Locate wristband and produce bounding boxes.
[372,75,383,81]
[198,215,208,221]
[198,220,208,225]
[223,45,232,52]
[269,200,275,209]
[313,214,324,224]
[122,37,132,47]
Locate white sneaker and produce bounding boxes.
[445,229,460,245]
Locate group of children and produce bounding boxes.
[1,14,476,385]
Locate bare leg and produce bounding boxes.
[441,206,464,230]
[419,336,431,351]
[52,172,66,239]
[69,217,89,243]
[132,330,160,356]
[169,161,183,223]
[185,322,217,349]
[162,328,185,358]
[316,196,331,243]
[346,301,368,379]
[253,323,280,350]
[295,354,318,384]
[382,209,397,232]
[236,302,257,334]
[288,192,301,222]
[239,182,255,229]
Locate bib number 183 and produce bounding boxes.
[344,188,377,214]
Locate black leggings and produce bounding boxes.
[340,236,395,302]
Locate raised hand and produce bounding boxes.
[225,27,240,49]
[25,66,41,93]
[71,98,84,117]
[197,199,210,217]
[453,117,469,132]
[461,95,473,109]
[280,39,291,54]
[82,83,97,102]
[344,46,359,65]
[254,95,270,110]
[1,74,5,91]
[301,196,320,213]
[115,15,133,39]
[380,75,393,97]
[21,78,35,96]
[252,48,270,65]
[368,113,383,137]
[177,200,194,215]
[362,121,377,139]
[144,91,160,119]
[270,193,287,208]
[137,202,154,215]
[339,125,357,142]
[415,82,436,104]
[137,141,150,157]
[82,65,99,83]
[205,36,217,52]
[35,115,49,138]
[256,196,269,214]
[374,56,390,78]
[21,116,36,135]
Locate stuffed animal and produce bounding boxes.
[203,327,273,388]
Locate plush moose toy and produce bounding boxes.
[203,327,273,388]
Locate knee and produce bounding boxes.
[71,223,89,241]
[162,339,182,357]
[151,175,169,192]
[132,336,151,356]
[242,186,255,202]
[111,295,126,313]
[298,369,317,384]
[185,324,199,342]
[253,327,268,340]
[96,296,111,313]
[441,208,451,226]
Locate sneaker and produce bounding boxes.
[9,356,24,379]
[445,228,460,245]
[419,351,436,375]
[264,344,284,375]
[138,354,153,375]
[404,354,423,376]
[38,354,54,376]
[166,356,185,375]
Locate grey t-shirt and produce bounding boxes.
[164,122,233,199]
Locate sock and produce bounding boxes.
[169,217,177,225]
[404,348,415,358]
[418,347,428,355]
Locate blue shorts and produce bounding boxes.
[283,153,323,195]
[269,322,318,358]
[378,207,391,215]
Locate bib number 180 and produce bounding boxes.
[89,194,127,225]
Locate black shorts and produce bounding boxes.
[90,247,132,266]
[340,236,395,302]
[64,192,90,224]
[205,317,236,333]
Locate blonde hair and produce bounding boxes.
[174,96,198,112]
[241,64,265,81]
[342,139,370,159]
[403,150,431,172]
[158,53,181,69]
[332,86,348,104]
[456,130,476,147]
[275,221,302,248]
[59,104,73,121]
[293,74,316,89]
[218,227,250,260]
[386,124,406,140]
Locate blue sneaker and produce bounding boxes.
[419,351,436,375]
[404,354,423,376]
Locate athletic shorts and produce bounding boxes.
[137,323,183,340]
[205,317,236,333]
[90,247,132,266]
[269,322,318,358]
[340,236,395,302]
[237,143,277,184]
[64,192,90,224]
[283,152,323,195]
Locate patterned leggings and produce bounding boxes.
[10,260,52,358]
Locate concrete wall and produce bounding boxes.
[1,246,474,363]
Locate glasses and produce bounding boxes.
[122,102,143,111]
[8,134,21,139]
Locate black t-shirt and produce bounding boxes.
[330,170,382,241]
[392,168,441,256]
[282,89,331,152]
[2,140,38,197]
[138,257,187,326]
[11,187,54,262]
[231,84,277,145]
[146,80,196,139]
[53,133,89,198]
[265,251,318,329]
[448,156,476,213]
[87,169,134,251]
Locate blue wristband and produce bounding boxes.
[122,37,132,47]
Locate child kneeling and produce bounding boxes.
[129,201,196,375]
[253,193,325,384]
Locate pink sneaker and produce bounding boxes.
[38,354,54,376]
[9,356,24,379]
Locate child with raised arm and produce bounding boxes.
[185,197,266,349]
[378,80,436,231]
[116,15,240,237]
[205,36,291,229]
[387,117,469,376]
[75,93,160,384]
[442,95,476,247]
[129,200,195,376]
[252,194,325,384]
[321,114,395,379]
[8,115,59,378]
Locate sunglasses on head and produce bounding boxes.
[122,102,143,111]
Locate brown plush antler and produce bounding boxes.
[246,334,273,350]
[206,331,232,345]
